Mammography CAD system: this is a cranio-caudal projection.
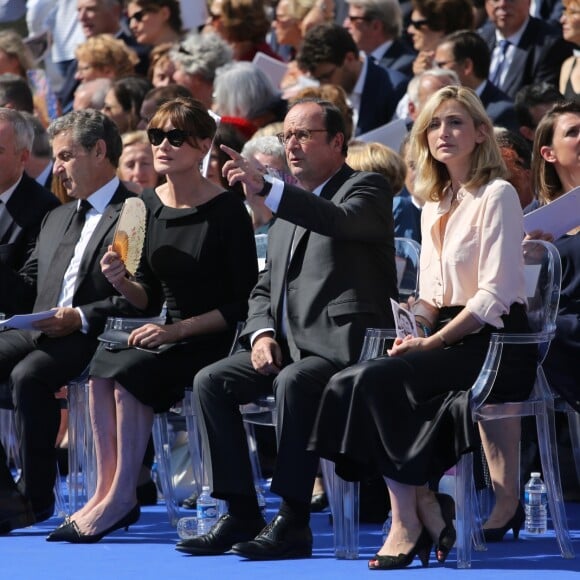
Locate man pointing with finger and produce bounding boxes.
[178,98,398,560]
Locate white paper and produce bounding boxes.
[252,51,288,90]
[390,298,418,339]
[0,310,55,330]
[357,118,408,152]
[523,187,580,240]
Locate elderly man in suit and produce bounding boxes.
[343,0,416,77]
[478,0,572,99]
[0,109,137,534]
[297,23,408,136]
[0,108,59,277]
[176,98,398,560]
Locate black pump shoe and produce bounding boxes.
[433,493,456,563]
[46,504,140,543]
[368,527,432,570]
[483,502,525,542]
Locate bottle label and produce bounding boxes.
[198,504,218,519]
[525,491,548,506]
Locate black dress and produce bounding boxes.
[544,233,580,412]
[310,305,536,486]
[89,188,258,412]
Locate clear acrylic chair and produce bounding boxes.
[454,239,575,567]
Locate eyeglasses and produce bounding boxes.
[313,65,337,84]
[276,129,327,145]
[346,15,371,23]
[128,9,148,23]
[409,18,430,29]
[147,128,192,147]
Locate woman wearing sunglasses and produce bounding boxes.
[127,0,183,47]
[407,0,474,76]
[46,97,258,543]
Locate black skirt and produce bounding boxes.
[309,303,536,485]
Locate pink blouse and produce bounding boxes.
[413,178,526,329]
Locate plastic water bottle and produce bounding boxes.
[196,486,219,535]
[177,516,198,540]
[524,472,548,534]
[256,485,267,520]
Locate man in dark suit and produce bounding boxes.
[297,23,408,136]
[478,0,572,100]
[343,0,416,77]
[0,109,59,277]
[176,98,398,560]
[0,109,137,534]
[434,30,520,132]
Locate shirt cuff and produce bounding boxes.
[263,178,285,213]
[250,328,275,347]
[75,307,88,334]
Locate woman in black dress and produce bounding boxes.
[47,97,258,542]
[310,86,536,569]
[531,100,580,411]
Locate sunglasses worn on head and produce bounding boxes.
[147,128,192,147]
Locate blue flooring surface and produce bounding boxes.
[2,491,580,579]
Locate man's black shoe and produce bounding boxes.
[175,513,266,556]
[0,493,54,534]
[231,514,313,560]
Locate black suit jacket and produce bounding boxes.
[376,38,416,78]
[240,165,398,367]
[0,183,139,335]
[0,173,59,272]
[357,58,409,136]
[478,18,572,100]
[479,81,519,132]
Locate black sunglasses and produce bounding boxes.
[128,9,148,23]
[409,18,430,29]
[147,128,192,147]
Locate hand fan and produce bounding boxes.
[112,197,146,276]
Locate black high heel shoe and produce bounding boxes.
[368,527,432,570]
[433,492,456,564]
[46,504,140,543]
[483,502,525,542]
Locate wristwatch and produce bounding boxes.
[256,173,275,197]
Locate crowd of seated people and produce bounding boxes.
[0,0,578,571]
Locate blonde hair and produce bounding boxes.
[347,141,406,194]
[410,85,506,202]
[75,34,139,79]
[122,130,150,149]
[0,30,35,75]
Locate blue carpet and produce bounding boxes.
[2,491,580,579]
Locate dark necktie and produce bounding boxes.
[35,199,91,311]
[491,39,510,86]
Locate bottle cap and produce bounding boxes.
[530,472,541,478]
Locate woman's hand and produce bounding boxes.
[412,51,435,75]
[100,245,127,290]
[387,334,441,356]
[129,322,182,348]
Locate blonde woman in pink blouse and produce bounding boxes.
[310,86,537,571]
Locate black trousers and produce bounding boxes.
[193,347,340,505]
[0,329,97,509]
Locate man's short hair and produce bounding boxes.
[48,109,123,168]
[20,111,51,157]
[0,108,34,151]
[297,23,359,73]
[514,82,565,129]
[441,30,491,79]
[346,0,403,38]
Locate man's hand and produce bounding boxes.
[221,144,267,198]
[251,335,283,375]
[33,307,82,337]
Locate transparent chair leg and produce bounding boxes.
[67,380,89,515]
[244,421,266,490]
[321,458,359,560]
[566,408,580,485]
[152,412,180,526]
[183,390,204,496]
[534,394,575,558]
